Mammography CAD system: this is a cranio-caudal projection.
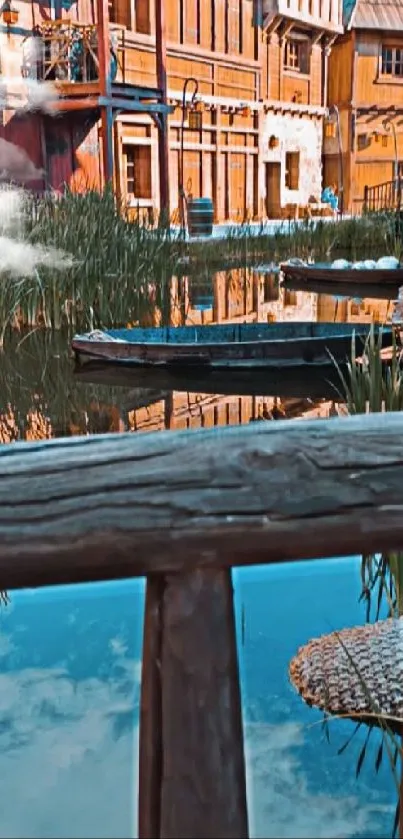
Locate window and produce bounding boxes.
[284,289,297,306]
[123,145,152,200]
[285,152,300,191]
[381,46,403,77]
[263,275,279,303]
[108,0,131,29]
[284,39,309,73]
[135,0,151,34]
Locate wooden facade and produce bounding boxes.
[0,0,343,222]
[324,0,403,214]
[261,0,342,218]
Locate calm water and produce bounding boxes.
[0,565,394,838]
[0,285,396,838]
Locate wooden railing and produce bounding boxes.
[22,21,102,84]
[363,178,402,214]
[2,412,403,837]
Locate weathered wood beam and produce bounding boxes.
[160,568,248,838]
[1,413,403,589]
[138,569,248,839]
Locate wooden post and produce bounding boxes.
[363,184,369,213]
[97,0,114,183]
[138,568,249,839]
[138,577,164,839]
[155,0,170,223]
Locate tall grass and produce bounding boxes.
[332,326,403,836]
[0,188,400,341]
[23,187,181,332]
[332,325,403,617]
[332,327,403,415]
[186,212,402,266]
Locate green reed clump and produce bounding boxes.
[332,326,403,414]
[187,213,401,267]
[21,186,182,332]
[331,324,403,835]
[0,189,400,340]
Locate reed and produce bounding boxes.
[187,213,402,266]
[0,189,400,341]
[331,326,403,836]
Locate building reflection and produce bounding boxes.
[0,264,389,444]
[167,268,392,329]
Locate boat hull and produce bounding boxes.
[72,323,392,370]
[281,276,400,301]
[280,264,403,286]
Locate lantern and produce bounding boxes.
[188,99,203,130]
[1,1,19,25]
[268,134,279,149]
[188,110,202,130]
[324,121,337,139]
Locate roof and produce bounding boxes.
[344,0,403,30]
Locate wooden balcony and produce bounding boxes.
[263,0,343,33]
[22,20,169,116]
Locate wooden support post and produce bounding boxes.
[97,0,114,184]
[155,0,170,223]
[138,568,249,839]
[138,577,164,839]
[101,106,114,185]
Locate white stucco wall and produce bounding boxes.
[261,113,323,207]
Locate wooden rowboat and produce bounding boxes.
[72,323,393,370]
[280,262,403,287]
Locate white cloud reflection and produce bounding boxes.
[0,645,394,839]
[245,722,393,838]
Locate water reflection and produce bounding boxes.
[0,331,346,441]
[0,562,394,838]
[165,266,394,330]
[0,270,397,838]
[235,561,394,839]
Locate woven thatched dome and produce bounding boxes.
[289,618,403,731]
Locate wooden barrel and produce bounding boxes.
[187,198,214,237]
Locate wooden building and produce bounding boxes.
[261,0,342,218]
[0,0,344,223]
[324,0,403,214]
[0,0,171,211]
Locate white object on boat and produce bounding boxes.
[286,257,307,266]
[331,259,351,269]
[73,330,126,343]
[376,256,400,269]
[362,259,377,270]
[352,261,366,270]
